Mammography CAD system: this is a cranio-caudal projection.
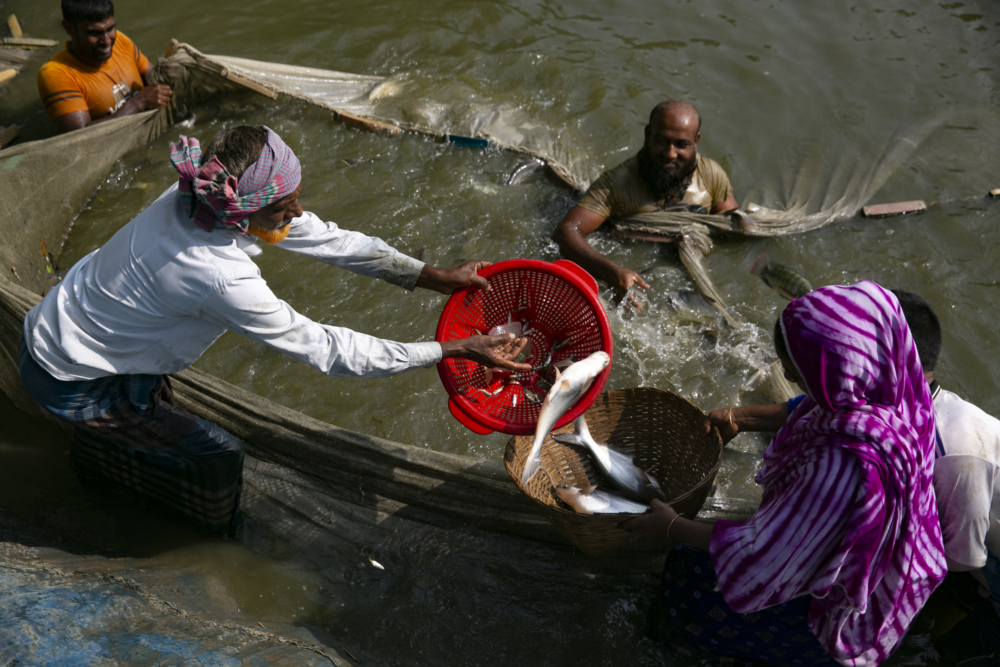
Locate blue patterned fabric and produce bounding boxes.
[647,545,837,667]
[19,336,160,420]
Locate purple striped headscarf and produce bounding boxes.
[169,126,301,233]
[711,282,946,666]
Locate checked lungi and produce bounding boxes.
[19,336,243,534]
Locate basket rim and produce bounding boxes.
[506,386,724,517]
[435,259,614,435]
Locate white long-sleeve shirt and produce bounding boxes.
[24,184,442,381]
[933,386,1000,570]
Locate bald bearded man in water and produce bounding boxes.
[19,125,528,535]
[552,100,739,301]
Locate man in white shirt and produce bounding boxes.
[890,291,1000,666]
[19,125,528,535]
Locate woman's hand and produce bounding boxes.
[622,499,715,550]
[705,407,739,445]
[416,261,491,294]
[620,499,679,537]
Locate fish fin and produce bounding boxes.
[582,484,599,495]
[521,456,542,487]
[749,252,769,277]
[553,366,562,383]
[641,468,663,488]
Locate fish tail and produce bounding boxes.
[521,455,542,487]
[551,433,584,446]
[750,252,769,277]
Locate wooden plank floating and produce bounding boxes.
[3,37,57,48]
[0,48,30,68]
[444,133,492,149]
[862,200,927,217]
[7,15,23,38]
[218,66,278,100]
[0,124,17,148]
[0,68,16,86]
[338,111,401,136]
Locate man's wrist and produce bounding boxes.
[415,264,443,292]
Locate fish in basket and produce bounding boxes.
[505,387,724,557]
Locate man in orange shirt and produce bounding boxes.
[37,0,173,133]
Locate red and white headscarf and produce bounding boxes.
[169,126,301,233]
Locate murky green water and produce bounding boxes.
[1,0,997,664]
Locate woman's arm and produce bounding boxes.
[622,499,715,551]
[706,402,792,444]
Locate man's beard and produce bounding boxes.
[637,146,697,202]
[247,222,291,244]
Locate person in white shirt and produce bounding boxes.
[702,290,1000,666]
[19,124,528,535]
[890,290,1000,667]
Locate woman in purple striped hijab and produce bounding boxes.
[627,281,947,666]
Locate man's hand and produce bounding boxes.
[494,335,530,365]
[705,407,739,445]
[416,260,491,295]
[552,207,651,305]
[620,499,678,537]
[131,84,173,111]
[440,333,532,371]
[611,266,650,304]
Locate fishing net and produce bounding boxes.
[6,35,975,541]
[1,39,963,662]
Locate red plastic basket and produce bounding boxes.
[435,259,614,435]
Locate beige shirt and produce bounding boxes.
[576,153,732,219]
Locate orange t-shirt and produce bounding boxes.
[37,31,150,121]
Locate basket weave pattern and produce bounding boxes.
[505,387,723,556]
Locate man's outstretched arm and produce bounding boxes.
[551,206,649,302]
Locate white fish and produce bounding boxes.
[369,558,384,570]
[520,351,611,486]
[555,484,649,515]
[552,415,665,503]
[741,367,767,392]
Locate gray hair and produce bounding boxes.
[201,125,268,179]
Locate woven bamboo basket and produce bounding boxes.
[504,387,723,557]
